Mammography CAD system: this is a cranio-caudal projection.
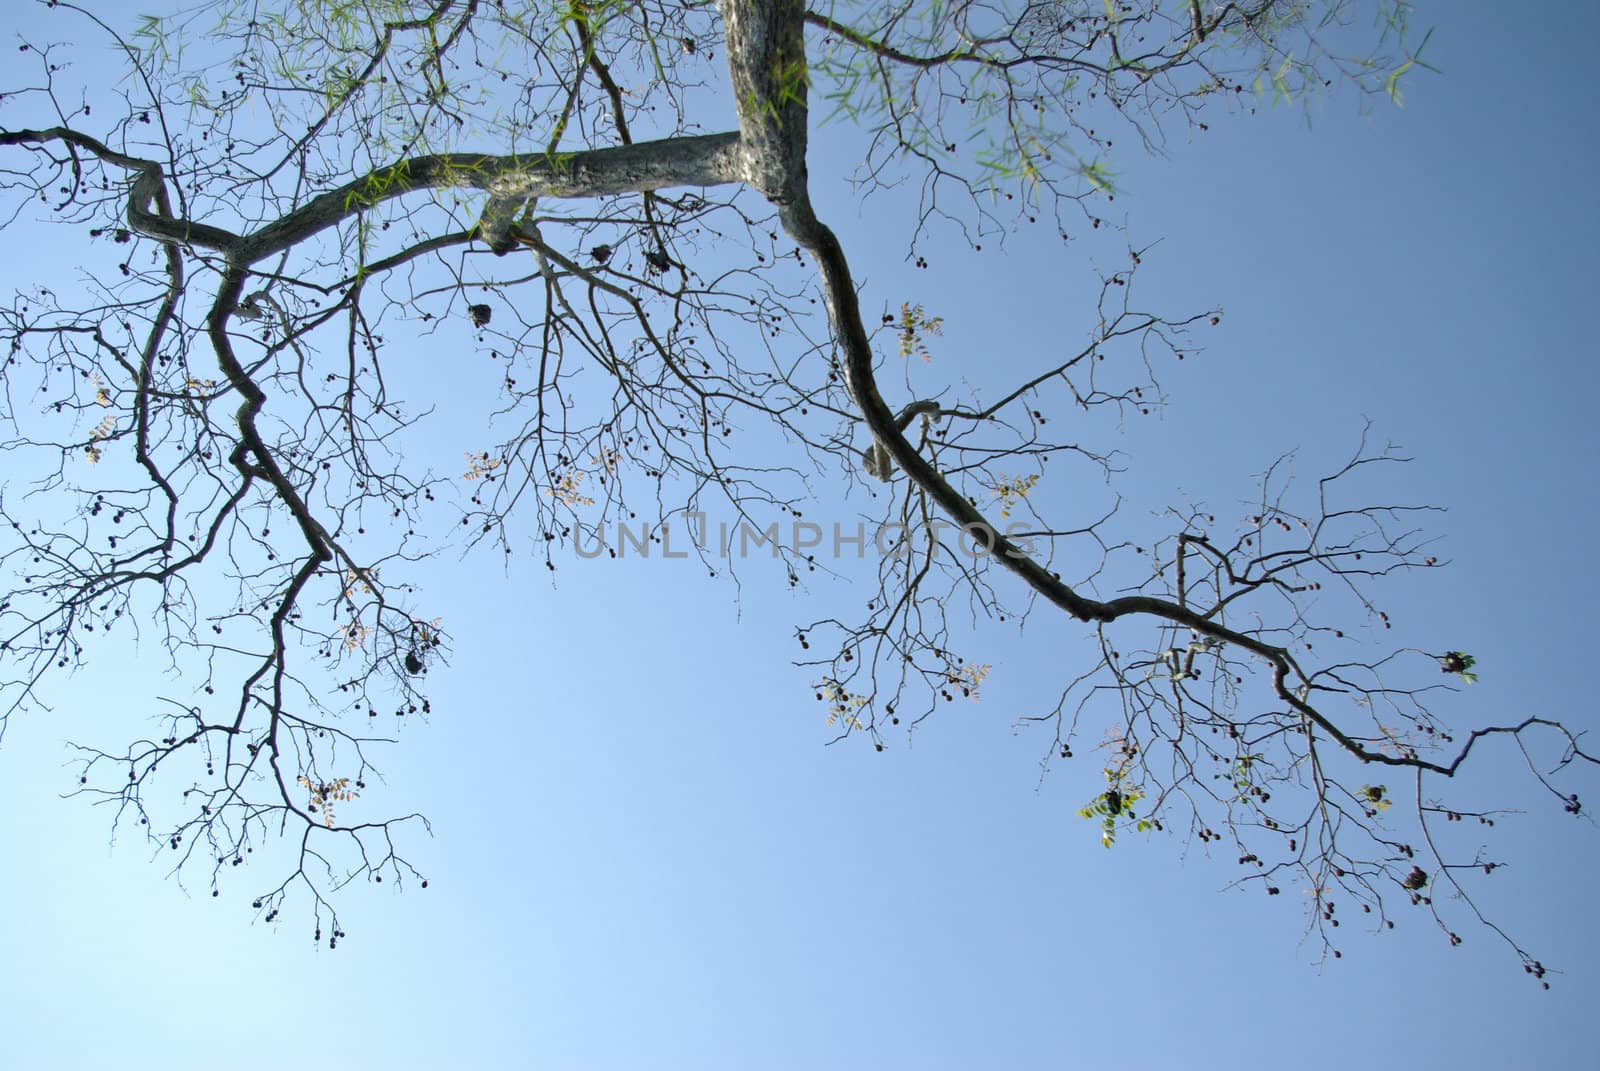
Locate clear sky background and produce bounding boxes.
[1,3,1597,1068]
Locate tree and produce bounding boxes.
[0,0,1588,976]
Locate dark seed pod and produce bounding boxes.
[404,650,424,675]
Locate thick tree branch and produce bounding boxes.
[722,0,1588,789]
[1,127,744,264]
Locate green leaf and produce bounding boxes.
[1080,161,1117,195]
[1385,58,1414,106]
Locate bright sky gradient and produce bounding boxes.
[1,3,1596,1068]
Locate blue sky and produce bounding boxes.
[1,3,1597,1068]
